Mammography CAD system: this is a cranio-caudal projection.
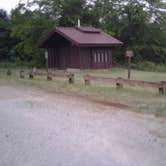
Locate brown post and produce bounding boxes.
[47,74,52,81]
[116,77,123,89]
[68,74,74,84]
[29,72,34,79]
[159,81,166,95]
[20,70,24,78]
[116,82,123,89]
[128,57,131,80]
[84,75,90,85]
[7,69,12,76]
[126,50,134,80]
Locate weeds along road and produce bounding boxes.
[0,85,166,166]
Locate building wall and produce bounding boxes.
[47,48,57,70]
[58,46,70,69]
[91,48,112,69]
[47,46,112,70]
[70,46,80,68]
[80,48,91,69]
[80,47,112,69]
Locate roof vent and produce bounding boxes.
[76,26,101,33]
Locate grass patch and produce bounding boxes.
[0,68,166,117]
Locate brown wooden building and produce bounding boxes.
[39,26,123,69]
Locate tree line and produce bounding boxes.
[0,0,166,67]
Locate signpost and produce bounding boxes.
[45,50,48,72]
[126,50,134,80]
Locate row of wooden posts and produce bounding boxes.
[2,69,166,95]
[17,70,74,84]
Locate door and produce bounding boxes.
[48,48,57,70]
[58,46,69,69]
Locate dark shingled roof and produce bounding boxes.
[39,26,123,47]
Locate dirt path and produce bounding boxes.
[0,85,166,166]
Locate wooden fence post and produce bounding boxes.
[68,74,74,84]
[29,72,34,79]
[116,77,123,89]
[20,70,24,78]
[84,75,90,85]
[47,74,52,81]
[159,81,166,95]
[7,69,12,76]
[116,83,123,89]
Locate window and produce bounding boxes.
[97,52,100,62]
[101,53,104,62]
[93,50,110,63]
[105,52,108,62]
[94,53,97,63]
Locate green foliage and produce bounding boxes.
[0,0,165,68]
[9,3,54,67]
[0,9,14,60]
[132,61,166,72]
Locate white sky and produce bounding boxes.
[0,0,166,14]
[0,0,21,13]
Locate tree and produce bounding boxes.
[10,3,54,66]
[0,9,14,60]
[0,0,165,67]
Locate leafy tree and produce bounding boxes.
[0,9,14,60]
[10,3,54,66]
[0,0,165,67]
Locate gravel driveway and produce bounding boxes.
[0,85,166,166]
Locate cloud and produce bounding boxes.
[0,0,20,13]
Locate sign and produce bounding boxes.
[45,51,48,59]
[126,50,134,58]
[125,50,134,80]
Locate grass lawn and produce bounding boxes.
[0,68,166,116]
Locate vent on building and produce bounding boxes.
[75,26,101,33]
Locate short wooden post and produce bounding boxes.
[84,75,90,86]
[29,72,34,79]
[47,74,52,81]
[116,77,123,89]
[20,70,24,78]
[68,74,74,84]
[159,81,166,95]
[7,69,11,76]
[116,82,123,89]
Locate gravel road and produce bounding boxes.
[0,85,166,166]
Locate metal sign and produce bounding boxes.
[126,50,134,58]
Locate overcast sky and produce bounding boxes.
[0,0,20,13]
[1,0,166,14]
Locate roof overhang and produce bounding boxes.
[78,43,123,47]
[38,28,79,48]
[39,27,123,48]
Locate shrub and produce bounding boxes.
[131,61,166,72]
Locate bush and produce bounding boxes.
[131,61,166,72]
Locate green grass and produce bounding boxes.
[0,68,166,117]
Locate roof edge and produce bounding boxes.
[39,26,123,48]
[38,27,80,48]
[56,27,79,46]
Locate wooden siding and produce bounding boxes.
[47,46,113,70]
[70,46,80,68]
[91,48,112,69]
[80,48,91,69]
[48,48,57,70]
